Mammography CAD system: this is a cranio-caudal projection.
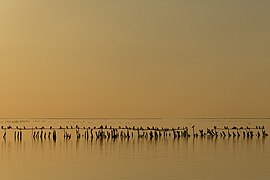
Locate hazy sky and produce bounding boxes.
[0,1,270,118]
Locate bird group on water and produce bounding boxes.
[1,125,268,141]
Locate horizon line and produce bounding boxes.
[0,117,270,119]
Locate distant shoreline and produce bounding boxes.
[0,117,163,120]
[0,117,270,120]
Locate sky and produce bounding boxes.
[0,1,270,118]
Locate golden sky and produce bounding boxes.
[0,1,270,118]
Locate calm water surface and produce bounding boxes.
[0,118,269,180]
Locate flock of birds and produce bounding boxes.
[0,125,268,141]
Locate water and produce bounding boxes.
[0,118,269,180]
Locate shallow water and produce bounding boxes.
[0,118,269,180]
